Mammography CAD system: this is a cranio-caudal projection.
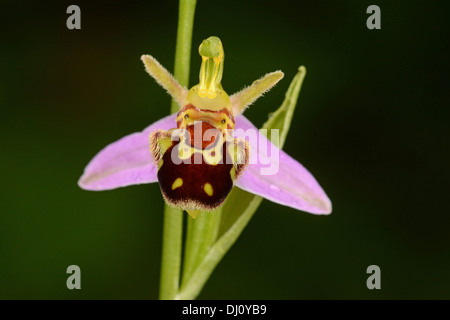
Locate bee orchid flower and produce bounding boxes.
[78,36,331,217]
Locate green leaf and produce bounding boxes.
[263,66,306,148]
[176,66,307,299]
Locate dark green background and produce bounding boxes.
[0,0,448,299]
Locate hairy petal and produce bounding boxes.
[141,55,188,108]
[78,113,177,191]
[234,116,332,214]
[230,71,284,115]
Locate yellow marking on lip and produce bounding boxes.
[172,177,183,190]
[202,149,220,166]
[178,142,194,160]
[203,183,213,196]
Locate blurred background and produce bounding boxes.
[0,0,448,299]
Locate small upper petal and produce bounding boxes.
[78,113,177,191]
[234,116,332,214]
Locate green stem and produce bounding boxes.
[159,0,197,300]
[181,209,222,288]
[159,205,183,299]
[171,0,197,113]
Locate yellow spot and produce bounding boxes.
[178,144,193,160]
[203,183,213,196]
[187,210,201,219]
[203,149,221,165]
[172,178,183,190]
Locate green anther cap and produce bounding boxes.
[199,36,223,58]
[198,36,224,99]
